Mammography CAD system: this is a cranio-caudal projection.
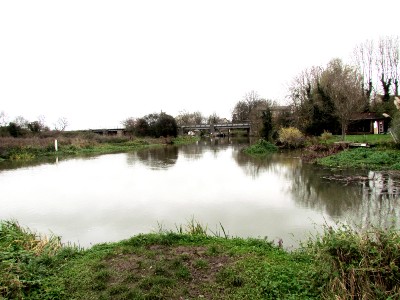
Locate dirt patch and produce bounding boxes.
[104,244,236,299]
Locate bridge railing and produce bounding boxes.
[180,123,250,129]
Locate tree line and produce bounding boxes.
[0,113,68,137]
[287,36,399,140]
[2,36,399,140]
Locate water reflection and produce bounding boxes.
[232,150,297,178]
[231,144,400,230]
[176,137,249,161]
[286,162,400,229]
[126,146,178,170]
[346,171,400,229]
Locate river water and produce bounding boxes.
[1,138,400,249]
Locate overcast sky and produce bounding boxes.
[1,1,399,130]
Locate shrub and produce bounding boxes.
[244,139,278,155]
[391,112,400,143]
[320,130,333,143]
[278,127,305,148]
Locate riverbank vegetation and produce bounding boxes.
[243,139,278,156]
[1,220,400,299]
[301,133,399,170]
[317,147,400,170]
[0,134,199,162]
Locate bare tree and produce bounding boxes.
[389,36,399,96]
[37,115,50,131]
[14,116,29,129]
[376,37,395,101]
[54,117,68,131]
[0,111,8,126]
[175,111,205,126]
[232,90,267,122]
[353,40,375,101]
[288,66,323,130]
[320,59,364,140]
[207,113,222,125]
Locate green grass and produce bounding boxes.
[0,220,317,299]
[304,224,400,299]
[243,139,278,156]
[330,134,393,145]
[317,147,400,170]
[4,220,399,299]
[171,135,200,145]
[0,138,161,161]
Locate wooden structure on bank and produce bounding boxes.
[347,112,388,135]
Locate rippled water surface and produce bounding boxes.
[1,138,400,248]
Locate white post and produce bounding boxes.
[55,139,58,152]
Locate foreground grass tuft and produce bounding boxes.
[2,220,400,299]
[304,224,400,299]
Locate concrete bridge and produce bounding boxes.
[179,122,251,135]
[91,128,126,136]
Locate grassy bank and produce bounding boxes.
[2,220,400,299]
[302,134,400,170]
[170,135,200,145]
[329,134,393,145]
[317,147,400,170]
[0,135,198,162]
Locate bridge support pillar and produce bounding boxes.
[210,124,215,135]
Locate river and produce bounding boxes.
[1,138,400,249]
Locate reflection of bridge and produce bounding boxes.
[179,123,251,135]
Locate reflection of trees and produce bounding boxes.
[288,163,400,229]
[0,156,83,172]
[178,137,249,160]
[178,141,207,160]
[231,150,363,215]
[126,146,178,170]
[0,158,56,172]
[288,164,363,217]
[344,172,400,229]
[232,149,300,178]
[232,150,400,229]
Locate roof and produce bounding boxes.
[350,112,386,121]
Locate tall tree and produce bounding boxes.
[136,112,177,137]
[261,107,273,140]
[207,113,222,125]
[232,90,267,122]
[0,111,8,126]
[376,37,395,101]
[320,59,364,140]
[54,117,68,131]
[353,40,374,106]
[155,113,178,137]
[288,66,339,135]
[175,111,204,126]
[389,36,399,96]
[122,117,136,136]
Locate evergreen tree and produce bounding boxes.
[261,107,273,140]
